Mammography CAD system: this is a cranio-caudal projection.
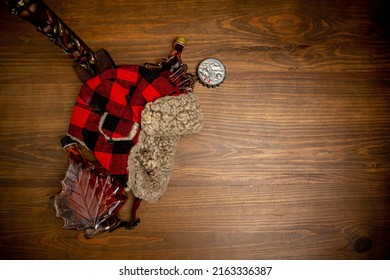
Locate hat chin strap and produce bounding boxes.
[109,197,142,232]
[126,197,142,230]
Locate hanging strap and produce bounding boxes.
[109,197,142,232]
[126,197,142,230]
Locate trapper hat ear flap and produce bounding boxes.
[127,92,203,202]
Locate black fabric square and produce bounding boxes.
[112,140,133,155]
[126,85,136,103]
[90,91,109,110]
[82,129,100,150]
[102,114,121,132]
[139,66,159,84]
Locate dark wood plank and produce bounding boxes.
[0,0,389,259]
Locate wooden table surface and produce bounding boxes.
[0,0,389,260]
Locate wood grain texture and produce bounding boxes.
[0,0,389,259]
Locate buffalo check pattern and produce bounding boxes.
[68,65,184,175]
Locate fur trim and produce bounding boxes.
[127,93,203,202]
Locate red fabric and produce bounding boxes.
[68,65,185,175]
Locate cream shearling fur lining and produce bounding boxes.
[127,92,203,202]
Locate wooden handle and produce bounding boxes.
[7,0,97,76]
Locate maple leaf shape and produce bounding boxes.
[52,162,127,239]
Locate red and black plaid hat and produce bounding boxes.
[68,64,186,176]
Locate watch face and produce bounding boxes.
[197,58,226,88]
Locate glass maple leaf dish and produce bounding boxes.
[51,137,127,239]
